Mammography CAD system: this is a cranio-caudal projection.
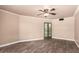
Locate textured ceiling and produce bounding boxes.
[0,5,77,19]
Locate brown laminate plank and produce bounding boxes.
[0,39,79,53]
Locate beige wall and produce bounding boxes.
[75,9,79,46]
[53,17,74,41]
[19,16,48,40]
[19,15,74,41]
[0,9,19,45]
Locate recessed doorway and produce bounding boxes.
[44,22,52,39]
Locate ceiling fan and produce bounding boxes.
[37,8,56,17]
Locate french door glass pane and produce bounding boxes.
[44,22,52,39]
[49,23,52,37]
[44,23,48,37]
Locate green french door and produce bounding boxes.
[44,22,52,39]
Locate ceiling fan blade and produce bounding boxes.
[49,13,56,15]
[50,8,56,11]
[38,10,44,12]
[37,13,44,16]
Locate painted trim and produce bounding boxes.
[0,37,75,48]
[52,37,75,41]
[73,6,79,16]
[0,9,19,16]
[0,38,43,48]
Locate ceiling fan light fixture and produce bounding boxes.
[44,13,49,17]
[38,8,56,17]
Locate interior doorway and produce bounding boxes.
[44,22,52,39]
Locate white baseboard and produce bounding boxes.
[52,37,75,41]
[0,38,43,48]
[74,40,79,48]
[0,37,75,48]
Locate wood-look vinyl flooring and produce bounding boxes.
[0,39,79,53]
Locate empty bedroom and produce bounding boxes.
[0,5,79,53]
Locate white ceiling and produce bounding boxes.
[0,5,77,19]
